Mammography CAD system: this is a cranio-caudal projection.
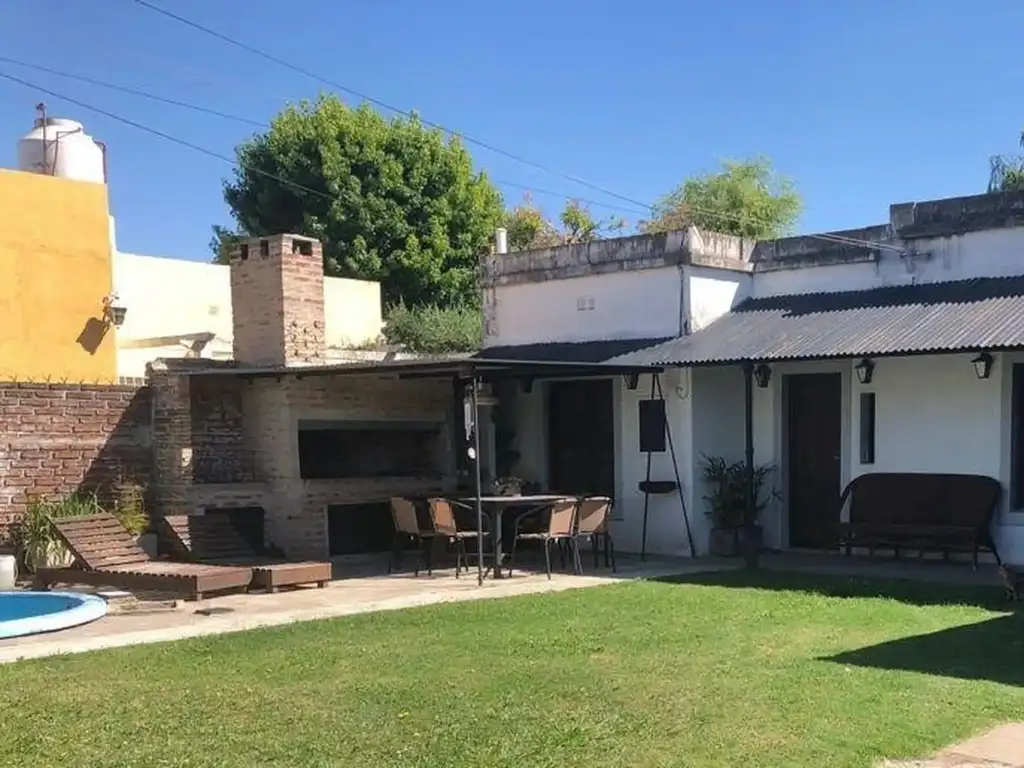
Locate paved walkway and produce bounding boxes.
[880,722,1024,766]
[0,557,717,664]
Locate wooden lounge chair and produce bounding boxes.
[33,513,252,600]
[159,513,331,593]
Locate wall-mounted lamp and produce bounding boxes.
[102,293,127,328]
[753,364,772,389]
[854,357,875,385]
[522,377,534,394]
[972,352,994,380]
[624,373,640,391]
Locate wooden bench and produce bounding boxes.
[837,473,1002,568]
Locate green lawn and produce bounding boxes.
[1,571,1022,767]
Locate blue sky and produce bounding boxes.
[0,1,1021,261]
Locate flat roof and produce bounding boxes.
[177,356,662,381]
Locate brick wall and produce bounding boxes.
[0,382,152,541]
[189,375,254,483]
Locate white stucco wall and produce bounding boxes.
[686,354,1024,561]
[753,227,1024,299]
[112,252,384,378]
[685,267,750,332]
[486,267,683,346]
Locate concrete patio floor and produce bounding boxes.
[0,555,717,664]
[0,549,1006,665]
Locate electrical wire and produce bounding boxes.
[124,1,910,254]
[129,0,661,212]
[0,56,648,216]
[1,55,905,253]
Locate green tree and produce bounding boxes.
[382,302,481,353]
[214,95,504,307]
[642,157,801,239]
[988,131,1024,192]
[502,196,625,251]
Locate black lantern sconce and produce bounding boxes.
[624,373,640,391]
[521,377,534,394]
[753,364,772,389]
[972,352,994,380]
[854,357,875,385]
[102,293,127,328]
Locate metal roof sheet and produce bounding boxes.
[474,337,672,364]
[610,276,1024,366]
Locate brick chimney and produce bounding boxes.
[229,234,325,367]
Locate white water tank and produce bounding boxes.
[17,117,106,183]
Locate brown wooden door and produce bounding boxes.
[786,373,843,549]
[547,379,615,496]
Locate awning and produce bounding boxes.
[611,276,1024,366]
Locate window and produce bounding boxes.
[1011,365,1024,508]
[859,392,876,465]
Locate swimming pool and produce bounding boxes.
[0,591,108,640]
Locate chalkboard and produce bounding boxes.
[638,399,666,453]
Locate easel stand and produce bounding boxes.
[640,373,695,560]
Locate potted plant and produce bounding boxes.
[701,455,778,557]
[110,483,153,555]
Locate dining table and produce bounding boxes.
[458,494,573,579]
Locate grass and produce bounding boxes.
[1,571,1023,767]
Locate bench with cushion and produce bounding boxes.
[837,472,1002,568]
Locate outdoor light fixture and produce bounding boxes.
[102,293,127,328]
[854,358,875,385]
[522,377,534,394]
[972,352,994,380]
[625,373,640,391]
[753,364,772,389]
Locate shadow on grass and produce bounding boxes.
[655,570,1024,687]
[653,568,1013,611]
[825,613,1024,687]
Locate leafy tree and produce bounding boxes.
[642,157,801,239]
[213,95,504,307]
[502,195,625,251]
[383,302,481,353]
[988,131,1024,192]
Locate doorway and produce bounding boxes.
[786,372,843,549]
[547,379,615,496]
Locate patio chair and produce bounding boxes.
[427,498,485,578]
[388,497,436,576]
[574,496,617,573]
[33,513,252,600]
[158,513,331,593]
[507,498,580,579]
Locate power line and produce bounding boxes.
[0,56,648,216]
[0,56,265,128]
[122,2,910,254]
[129,0,656,212]
[0,60,904,253]
[0,70,352,207]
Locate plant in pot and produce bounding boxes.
[110,482,153,555]
[14,491,103,573]
[701,455,778,558]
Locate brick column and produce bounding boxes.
[147,361,193,517]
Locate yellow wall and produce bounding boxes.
[0,169,116,382]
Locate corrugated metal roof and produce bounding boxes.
[611,276,1024,366]
[474,337,672,364]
